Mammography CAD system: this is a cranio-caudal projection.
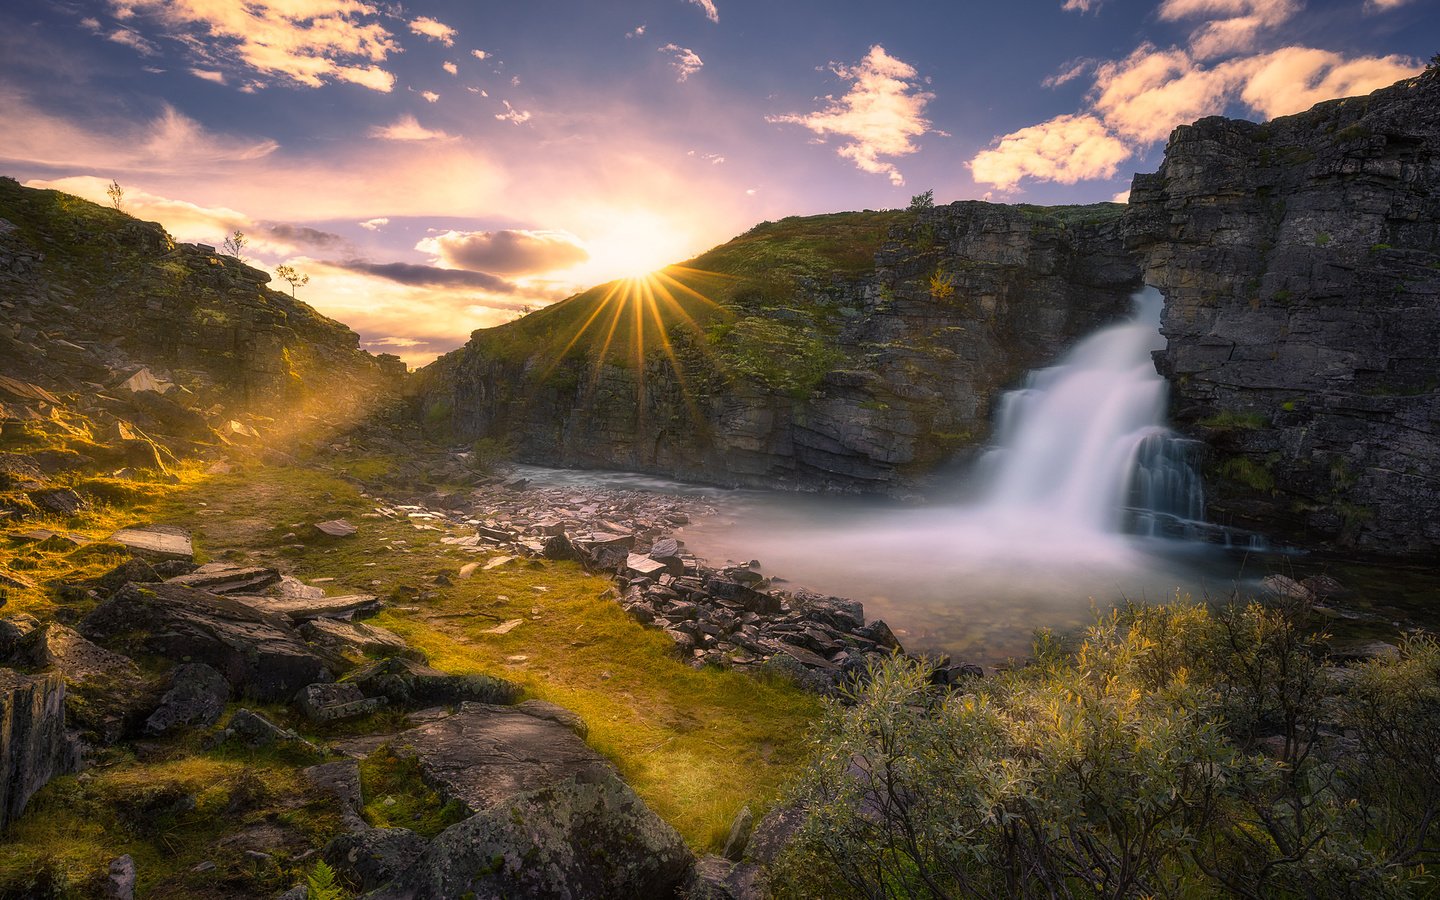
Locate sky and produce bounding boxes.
[0,0,1434,367]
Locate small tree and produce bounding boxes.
[908,189,934,212]
[222,230,247,261]
[275,264,309,297]
[106,179,125,211]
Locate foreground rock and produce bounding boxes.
[366,703,692,898]
[79,583,329,702]
[0,669,79,828]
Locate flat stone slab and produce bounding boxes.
[313,519,357,538]
[626,553,668,578]
[108,525,193,561]
[230,593,382,623]
[166,562,280,594]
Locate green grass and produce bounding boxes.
[358,747,467,837]
[1198,409,1269,431]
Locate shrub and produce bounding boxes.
[908,189,935,212]
[772,598,1433,898]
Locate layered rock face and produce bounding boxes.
[0,669,78,828]
[1130,69,1440,555]
[425,203,1139,492]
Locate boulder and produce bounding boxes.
[313,519,358,539]
[215,709,316,752]
[325,828,429,893]
[20,623,149,744]
[303,759,367,832]
[684,856,764,900]
[105,855,136,900]
[370,771,693,900]
[722,805,754,862]
[346,657,520,709]
[295,682,386,723]
[1261,574,1313,602]
[79,583,329,702]
[0,668,80,828]
[143,663,230,735]
[91,558,159,595]
[28,488,85,517]
[299,618,421,665]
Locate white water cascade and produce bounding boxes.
[976,286,1206,538]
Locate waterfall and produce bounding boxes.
[977,287,1206,537]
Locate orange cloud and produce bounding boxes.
[369,114,454,142]
[1091,45,1241,142]
[115,0,399,91]
[1238,47,1422,118]
[767,45,937,186]
[969,114,1132,192]
[408,16,456,47]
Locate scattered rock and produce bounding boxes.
[144,663,231,735]
[313,519,358,539]
[723,805,754,862]
[105,855,136,900]
[20,623,149,744]
[299,617,421,665]
[1261,575,1313,602]
[28,488,85,517]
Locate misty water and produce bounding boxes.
[522,289,1276,665]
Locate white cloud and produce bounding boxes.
[190,67,226,84]
[369,114,454,142]
[442,60,457,75]
[1112,188,1131,203]
[420,90,440,103]
[495,100,531,124]
[409,16,456,47]
[686,0,719,23]
[1062,0,1102,11]
[969,114,1132,191]
[359,217,389,231]
[1091,45,1241,142]
[115,0,398,91]
[688,150,726,164]
[660,44,703,82]
[767,45,937,186]
[626,25,646,38]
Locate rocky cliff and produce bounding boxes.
[1131,66,1440,556]
[419,204,1139,492]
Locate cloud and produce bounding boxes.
[416,229,590,274]
[495,100,531,124]
[1043,58,1093,88]
[409,16,456,47]
[1238,47,1422,117]
[0,92,278,172]
[369,114,454,142]
[442,60,457,75]
[626,25,646,38]
[115,0,398,91]
[767,45,937,186]
[969,114,1132,191]
[686,0,719,23]
[1157,0,1300,58]
[359,217,389,231]
[471,49,490,60]
[332,260,517,291]
[190,67,226,84]
[420,90,440,103]
[107,28,159,55]
[688,150,726,164]
[260,222,346,250]
[1091,44,1241,142]
[1365,0,1413,7]
[1112,188,1131,203]
[660,44,704,82]
[1061,0,1102,11]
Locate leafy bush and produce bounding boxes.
[468,435,516,473]
[772,598,1438,898]
[908,190,935,212]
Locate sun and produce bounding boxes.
[581,209,697,280]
